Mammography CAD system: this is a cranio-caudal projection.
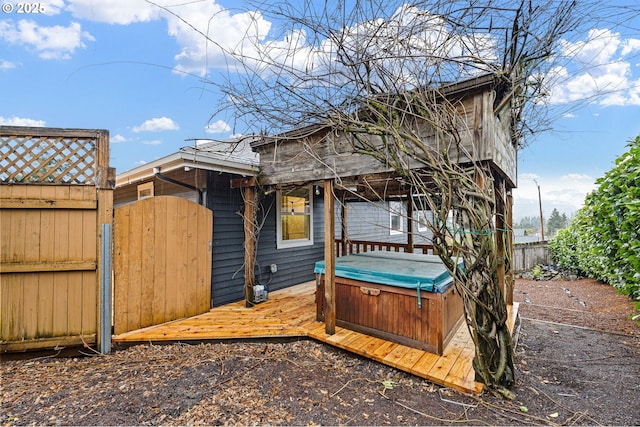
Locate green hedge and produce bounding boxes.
[549,135,640,300]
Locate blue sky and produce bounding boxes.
[1,0,639,221]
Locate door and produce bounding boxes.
[113,196,212,334]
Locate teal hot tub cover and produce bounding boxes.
[314,251,460,294]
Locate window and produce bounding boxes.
[137,182,154,200]
[389,200,404,235]
[414,210,430,232]
[277,187,313,248]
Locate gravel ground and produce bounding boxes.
[1,276,638,426]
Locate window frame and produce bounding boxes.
[137,181,154,200]
[276,186,314,249]
[389,200,404,235]
[413,209,430,232]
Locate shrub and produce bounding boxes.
[549,136,640,299]
[549,220,583,275]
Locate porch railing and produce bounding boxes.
[335,239,435,257]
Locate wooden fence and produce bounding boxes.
[0,126,114,353]
[113,196,212,334]
[336,238,545,273]
[512,241,550,272]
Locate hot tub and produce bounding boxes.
[315,251,464,354]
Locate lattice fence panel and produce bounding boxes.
[1,134,96,184]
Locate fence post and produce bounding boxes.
[99,223,112,354]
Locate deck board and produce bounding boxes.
[113,281,518,395]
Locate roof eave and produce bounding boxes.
[115,151,258,187]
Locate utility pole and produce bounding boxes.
[534,179,545,241]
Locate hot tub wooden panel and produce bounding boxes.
[318,276,464,355]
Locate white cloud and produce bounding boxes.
[142,140,162,145]
[204,119,231,134]
[111,134,127,143]
[0,59,17,70]
[621,37,640,56]
[0,19,94,60]
[132,117,179,132]
[62,0,271,76]
[0,115,45,126]
[241,4,499,93]
[38,1,499,82]
[65,0,163,25]
[548,28,640,106]
[167,4,271,76]
[512,172,597,220]
[41,0,65,16]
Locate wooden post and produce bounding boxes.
[406,192,414,253]
[505,190,514,305]
[244,186,255,307]
[95,130,114,353]
[324,179,336,335]
[536,181,545,241]
[495,177,506,304]
[340,194,348,257]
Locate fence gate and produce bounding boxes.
[0,126,113,353]
[113,196,212,334]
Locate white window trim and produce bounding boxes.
[276,186,314,249]
[137,181,154,200]
[389,200,404,235]
[414,209,430,232]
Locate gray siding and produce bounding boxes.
[335,200,433,245]
[254,192,325,293]
[208,175,325,306]
[207,173,248,307]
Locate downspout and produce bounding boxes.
[154,171,204,205]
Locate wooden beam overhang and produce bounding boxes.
[230,176,257,188]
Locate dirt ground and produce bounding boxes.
[2,277,639,426]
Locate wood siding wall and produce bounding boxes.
[208,173,325,306]
[116,171,327,308]
[114,169,205,207]
[207,172,324,306]
[253,86,516,187]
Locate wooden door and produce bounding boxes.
[113,196,212,334]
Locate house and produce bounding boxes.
[246,72,519,333]
[513,228,541,244]
[337,200,434,248]
[114,138,326,307]
[116,72,518,321]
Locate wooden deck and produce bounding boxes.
[113,281,519,395]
